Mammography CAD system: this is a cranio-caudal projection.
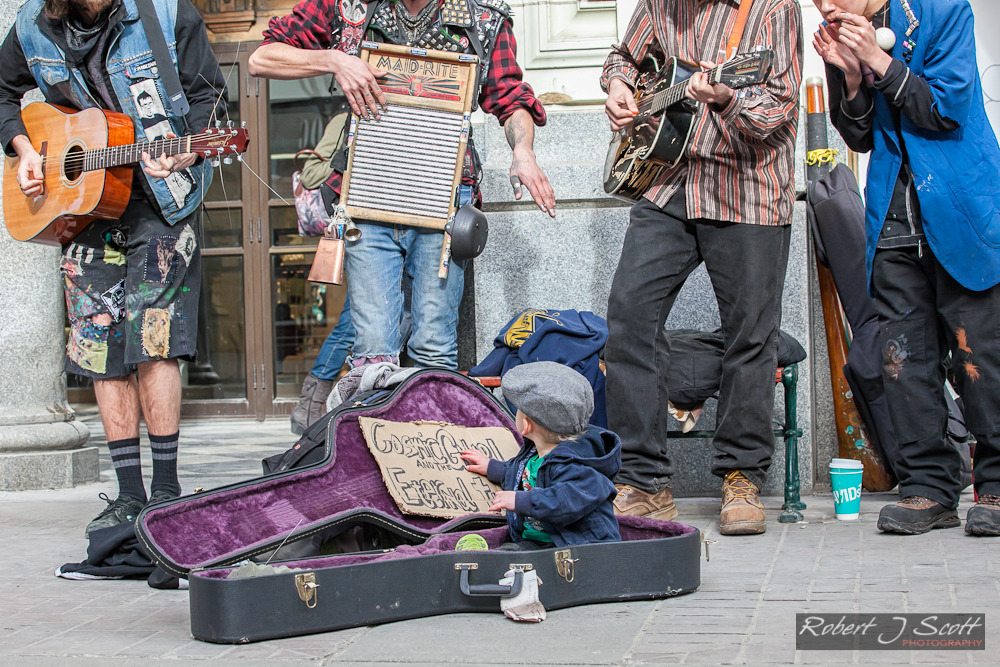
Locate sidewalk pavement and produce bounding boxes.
[1,414,997,666]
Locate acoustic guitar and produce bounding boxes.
[603,51,774,202]
[3,102,249,245]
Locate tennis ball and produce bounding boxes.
[455,534,489,551]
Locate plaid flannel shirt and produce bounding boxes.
[263,0,545,190]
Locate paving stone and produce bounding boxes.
[1,415,998,665]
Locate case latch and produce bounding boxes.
[554,549,578,583]
[294,572,319,609]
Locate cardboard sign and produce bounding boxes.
[359,417,521,518]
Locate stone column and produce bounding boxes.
[0,0,97,490]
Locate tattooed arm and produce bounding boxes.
[504,109,556,217]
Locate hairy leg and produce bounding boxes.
[90,315,141,440]
[136,358,181,435]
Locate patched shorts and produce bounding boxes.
[60,196,201,379]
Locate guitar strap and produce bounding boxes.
[134,0,190,118]
[723,0,756,60]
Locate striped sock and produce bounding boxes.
[108,437,146,503]
[149,431,181,497]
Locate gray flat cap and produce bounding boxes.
[501,361,594,436]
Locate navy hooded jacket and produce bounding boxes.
[470,309,608,427]
[485,425,621,547]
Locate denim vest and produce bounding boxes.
[16,0,211,225]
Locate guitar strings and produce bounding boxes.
[55,130,241,170]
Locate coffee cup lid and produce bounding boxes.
[829,457,864,470]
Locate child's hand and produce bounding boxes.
[488,491,516,512]
[460,450,489,475]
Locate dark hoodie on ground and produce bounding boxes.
[485,425,622,547]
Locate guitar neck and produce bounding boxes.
[76,135,193,172]
[649,63,724,115]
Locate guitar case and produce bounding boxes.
[135,370,701,643]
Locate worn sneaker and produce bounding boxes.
[85,493,146,537]
[965,495,1000,536]
[613,484,678,521]
[877,496,960,535]
[720,471,766,535]
[147,488,180,506]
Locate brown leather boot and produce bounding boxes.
[720,471,766,535]
[613,484,678,521]
[290,373,335,435]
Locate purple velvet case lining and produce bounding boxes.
[139,372,524,572]
[138,370,698,575]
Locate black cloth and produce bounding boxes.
[58,522,155,579]
[62,0,124,110]
[605,189,791,493]
[665,328,806,410]
[807,163,900,478]
[57,521,183,589]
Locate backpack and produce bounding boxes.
[262,388,390,474]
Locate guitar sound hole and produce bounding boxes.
[64,145,84,181]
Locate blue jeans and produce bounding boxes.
[310,293,355,381]
[344,186,472,369]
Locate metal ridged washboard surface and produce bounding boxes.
[346,105,464,220]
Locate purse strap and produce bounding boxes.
[134,0,190,117]
[293,149,324,172]
[724,0,756,60]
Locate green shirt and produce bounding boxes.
[519,453,553,544]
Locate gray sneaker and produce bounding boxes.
[85,493,146,537]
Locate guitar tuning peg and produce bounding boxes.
[227,120,234,128]
[222,156,233,165]
[215,120,222,128]
[241,120,247,128]
[205,149,213,156]
[211,158,221,167]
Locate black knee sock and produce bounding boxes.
[108,437,146,503]
[149,431,181,497]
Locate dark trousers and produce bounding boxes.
[606,191,791,493]
[871,244,1000,507]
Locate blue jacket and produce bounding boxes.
[14,0,213,224]
[470,309,608,427]
[861,0,1000,291]
[486,426,622,547]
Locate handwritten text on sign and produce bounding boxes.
[359,417,521,518]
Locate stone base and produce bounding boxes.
[0,447,100,491]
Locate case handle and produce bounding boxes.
[455,563,524,598]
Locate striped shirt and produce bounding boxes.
[602,0,802,226]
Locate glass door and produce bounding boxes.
[264,77,350,412]
[181,45,257,416]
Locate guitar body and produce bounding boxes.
[3,103,134,246]
[602,50,774,203]
[603,58,698,203]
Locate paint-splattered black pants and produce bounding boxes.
[872,243,1000,507]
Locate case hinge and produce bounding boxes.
[294,572,319,609]
[554,549,578,583]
